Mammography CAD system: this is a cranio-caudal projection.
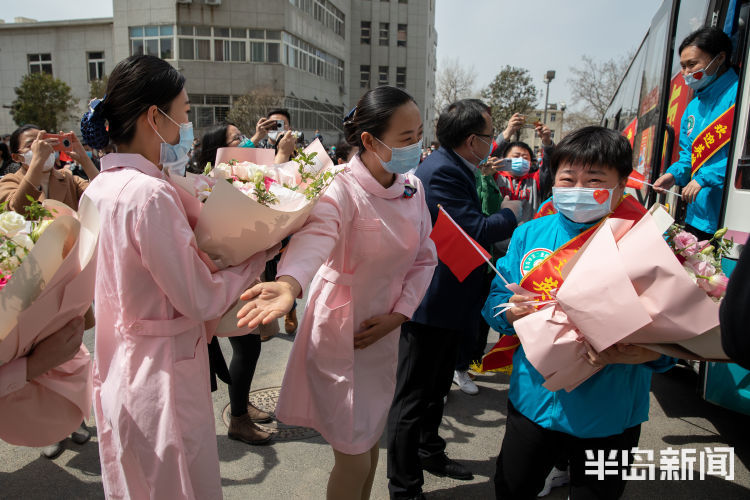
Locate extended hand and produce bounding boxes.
[652,173,676,193]
[682,179,702,203]
[583,343,661,367]
[501,195,523,222]
[275,131,297,162]
[26,316,85,381]
[251,117,276,144]
[504,294,536,326]
[236,276,300,330]
[353,313,407,349]
[503,113,525,139]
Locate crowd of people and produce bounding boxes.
[0,25,748,500]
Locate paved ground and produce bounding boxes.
[2,322,749,499]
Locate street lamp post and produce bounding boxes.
[559,101,567,137]
[543,70,556,124]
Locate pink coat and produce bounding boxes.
[275,155,437,454]
[84,154,267,500]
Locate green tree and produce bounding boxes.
[227,88,283,135]
[89,74,108,100]
[481,66,539,130]
[10,72,77,131]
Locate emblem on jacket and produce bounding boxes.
[520,248,552,276]
[686,115,695,136]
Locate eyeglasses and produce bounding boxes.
[474,130,496,139]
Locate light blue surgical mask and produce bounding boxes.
[374,137,423,174]
[238,135,254,148]
[510,157,531,176]
[151,108,194,176]
[683,54,721,92]
[471,136,493,166]
[552,187,615,223]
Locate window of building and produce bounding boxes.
[285,96,344,133]
[87,52,105,81]
[397,24,407,47]
[28,53,52,75]
[550,130,556,139]
[361,21,371,44]
[379,65,389,85]
[360,65,370,88]
[288,0,345,38]
[550,113,556,122]
[399,0,408,3]
[396,67,406,88]
[379,23,389,46]
[130,25,174,59]
[282,32,344,84]
[187,94,232,130]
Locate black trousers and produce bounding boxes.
[387,321,460,498]
[495,401,641,500]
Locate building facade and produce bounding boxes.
[0,0,436,145]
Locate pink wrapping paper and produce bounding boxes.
[0,197,99,445]
[514,206,724,393]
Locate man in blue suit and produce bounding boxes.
[387,99,520,499]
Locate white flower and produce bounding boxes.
[232,162,264,182]
[211,163,234,180]
[268,183,308,211]
[11,233,34,251]
[0,211,27,238]
[1,255,21,272]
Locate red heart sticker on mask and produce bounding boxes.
[593,190,610,204]
[694,71,703,80]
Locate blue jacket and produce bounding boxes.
[412,147,517,331]
[481,211,675,438]
[667,68,739,234]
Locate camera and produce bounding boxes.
[42,132,75,152]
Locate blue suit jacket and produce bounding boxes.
[411,147,517,331]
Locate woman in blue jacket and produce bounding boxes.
[484,127,675,499]
[654,27,739,240]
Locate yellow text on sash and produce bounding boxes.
[691,104,735,178]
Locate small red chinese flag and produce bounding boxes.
[59,151,73,163]
[472,334,521,374]
[430,207,491,282]
[627,170,645,189]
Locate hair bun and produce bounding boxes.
[80,98,109,149]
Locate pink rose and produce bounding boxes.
[684,256,716,278]
[705,273,729,298]
[673,231,698,251]
[0,274,10,291]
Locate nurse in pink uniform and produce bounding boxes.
[237,86,438,500]
[80,55,270,499]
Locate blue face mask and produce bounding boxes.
[510,157,531,176]
[85,151,94,159]
[374,137,423,174]
[683,54,721,92]
[151,108,194,176]
[552,187,615,223]
[471,136,493,166]
[238,135,254,148]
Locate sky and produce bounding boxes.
[1,0,661,112]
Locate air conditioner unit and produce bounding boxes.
[205,0,221,5]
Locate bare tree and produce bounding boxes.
[434,58,477,117]
[227,88,284,135]
[567,53,633,124]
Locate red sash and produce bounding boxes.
[691,104,734,178]
[520,195,646,298]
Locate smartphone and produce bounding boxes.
[43,132,74,152]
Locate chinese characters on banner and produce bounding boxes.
[663,73,693,170]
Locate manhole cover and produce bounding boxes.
[221,386,320,442]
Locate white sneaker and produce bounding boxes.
[453,370,479,395]
[537,466,569,497]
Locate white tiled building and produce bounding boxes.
[0,0,436,143]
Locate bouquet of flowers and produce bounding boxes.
[166,139,340,336]
[512,205,728,392]
[666,225,732,300]
[0,197,99,446]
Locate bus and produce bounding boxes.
[602,0,750,415]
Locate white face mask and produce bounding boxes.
[22,150,54,172]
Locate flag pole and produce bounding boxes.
[629,177,683,197]
[437,204,510,286]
